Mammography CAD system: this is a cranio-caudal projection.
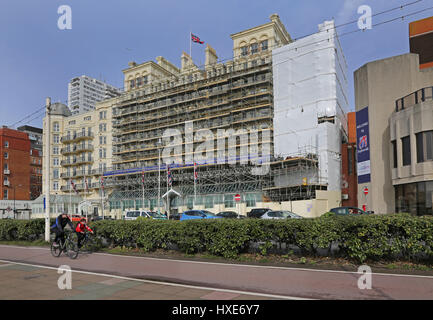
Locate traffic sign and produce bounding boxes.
[234,194,241,202]
[363,187,369,195]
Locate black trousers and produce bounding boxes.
[51,227,65,244]
[77,232,85,248]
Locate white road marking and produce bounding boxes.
[1,244,433,279]
[0,259,310,300]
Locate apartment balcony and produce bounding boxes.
[61,132,94,143]
[3,169,10,175]
[3,181,10,186]
[61,157,92,166]
[61,144,94,155]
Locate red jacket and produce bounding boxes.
[75,222,93,233]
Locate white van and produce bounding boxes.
[124,210,166,220]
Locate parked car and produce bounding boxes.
[217,211,245,219]
[124,210,167,220]
[90,216,114,222]
[329,207,372,216]
[260,211,286,220]
[180,210,223,221]
[71,215,86,222]
[169,212,182,220]
[247,208,271,218]
[270,210,303,219]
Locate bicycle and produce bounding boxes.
[78,230,101,253]
[50,229,79,259]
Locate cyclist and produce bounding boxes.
[75,218,94,249]
[51,212,74,247]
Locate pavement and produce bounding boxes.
[1,245,433,300]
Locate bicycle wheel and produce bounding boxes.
[65,238,79,259]
[50,241,62,257]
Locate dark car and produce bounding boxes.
[90,216,113,221]
[329,207,372,216]
[217,211,245,219]
[247,208,271,218]
[169,212,182,220]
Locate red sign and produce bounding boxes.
[234,194,241,202]
[363,187,369,195]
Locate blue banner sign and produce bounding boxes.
[356,106,371,184]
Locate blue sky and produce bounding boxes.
[1,0,432,128]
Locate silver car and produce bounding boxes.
[261,210,303,219]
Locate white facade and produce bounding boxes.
[68,75,121,115]
[272,20,349,191]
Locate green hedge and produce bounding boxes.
[1,214,433,263]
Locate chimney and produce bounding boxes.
[205,44,218,68]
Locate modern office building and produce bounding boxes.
[354,16,433,215]
[68,75,121,115]
[410,16,433,70]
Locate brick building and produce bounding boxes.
[341,112,358,207]
[0,127,31,201]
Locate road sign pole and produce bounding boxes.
[45,98,51,242]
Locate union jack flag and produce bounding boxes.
[191,33,204,44]
[70,179,78,194]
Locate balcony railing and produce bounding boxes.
[61,132,94,143]
[395,86,433,112]
[3,169,10,175]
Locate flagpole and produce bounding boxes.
[189,31,192,61]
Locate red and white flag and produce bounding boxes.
[71,179,78,194]
[191,33,204,44]
[194,162,198,181]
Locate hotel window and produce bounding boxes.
[241,46,248,56]
[4,189,8,200]
[4,152,8,159]
[53,146,59,155]
[130,79,135,89]
[136,77,142,87]
[250,43,258,54]
[53,122,59,132]
[53,181,59,191]
[4,141,8,148]
[143,76,148,84]
[53,158,59,166]
[416,130,433,163]
[261,39,268,51]
[53,169,59,179]
[402,136,411,166]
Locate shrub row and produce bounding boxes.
[1,214,433,263]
